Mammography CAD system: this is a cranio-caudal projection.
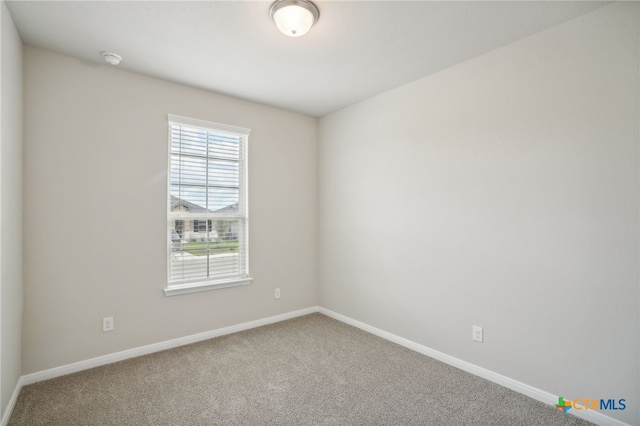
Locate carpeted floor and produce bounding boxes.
[10,313,593,425]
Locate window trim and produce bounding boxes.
[163,277,253,296]
[164,114,252,296]
[168,114,251,139]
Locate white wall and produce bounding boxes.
[0,0,23,417]
[319,3,638,424]
[22,47,317,374]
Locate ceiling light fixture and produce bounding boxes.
[102,52,122,66]
[270,0,319,38]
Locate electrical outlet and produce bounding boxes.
[472,325,483,343]
[275,288,281,299]
[103,317,114,332]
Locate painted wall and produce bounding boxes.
[0,1,23,417]
[22,47,317,374]
[318,3,638,424]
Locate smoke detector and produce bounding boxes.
[102,52,122,66]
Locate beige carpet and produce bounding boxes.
[10,313,593,425]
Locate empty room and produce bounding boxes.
[0,1,638,425]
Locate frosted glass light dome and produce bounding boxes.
[270,0,319,37]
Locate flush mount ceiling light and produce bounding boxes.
[102,52,122,66]
[270,0,319,37]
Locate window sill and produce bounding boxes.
[164,277,253,296]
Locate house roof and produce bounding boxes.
[171,196,238,214]
[215,203,239,214]
[170,196,212,214]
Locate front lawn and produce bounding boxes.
[180,240,238,256]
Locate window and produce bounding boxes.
[165,114,251,296]
[193,220,211,233]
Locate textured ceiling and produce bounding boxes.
[6,1,607,117]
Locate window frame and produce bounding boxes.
[164,114,252,296]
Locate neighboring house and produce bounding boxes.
[170,196,239,243]
[170,195,218,243]
[215,202,238,214]
[214,202,239,241]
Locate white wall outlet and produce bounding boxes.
[103,317,114,332]
[275,288,281,299]
[472,325,483,342]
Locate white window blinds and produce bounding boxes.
[166,114,251,294]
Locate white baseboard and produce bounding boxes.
[21,306,319,386]
[318,307,631,426]
[1,377,24,426]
